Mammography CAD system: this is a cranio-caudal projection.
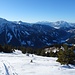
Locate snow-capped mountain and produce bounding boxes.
[0,18,75,48]
[13,21,32,26]
[36,21,75,29]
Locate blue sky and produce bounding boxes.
[0,0,75,23]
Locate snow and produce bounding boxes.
[31,44,34,46]
[0,18,8,25]
[45,37,48,40]
[53,40,57,42]
[61,40,65,43]
[21,41,26,45]
[25,31,30,35]
[66,39,69,41]
[36,21,72,29]
[54,27,60,29]
[27,41,31,45]
[7,33,12,43]
[13,21,31,26]
[46,42,51,45]
[52,48,59,53]
[0,50,75,75]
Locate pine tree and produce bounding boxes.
[40,50,46,56]
[46,52,50,57]
[0,44,3,52]
[57,44,75,65]
[49,50,54,57]
[3,45,13,53]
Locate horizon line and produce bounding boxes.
[0,17,75,23]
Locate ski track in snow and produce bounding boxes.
[3,63,10,75]
[1,60,18,75]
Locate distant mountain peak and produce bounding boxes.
[0,18,7,22]
[55,21,67,23]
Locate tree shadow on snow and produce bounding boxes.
[61,65,75,69]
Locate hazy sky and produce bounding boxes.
[0,0,75,23]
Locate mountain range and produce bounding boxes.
[0,18,75,48]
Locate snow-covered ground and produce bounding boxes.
[0,50,75,75]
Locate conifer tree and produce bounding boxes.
[0,44,3,52]
[57,44,75,65]
[40,50,46,56]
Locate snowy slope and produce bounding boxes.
[0,50,75,75]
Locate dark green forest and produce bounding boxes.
[0,44,75,65]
